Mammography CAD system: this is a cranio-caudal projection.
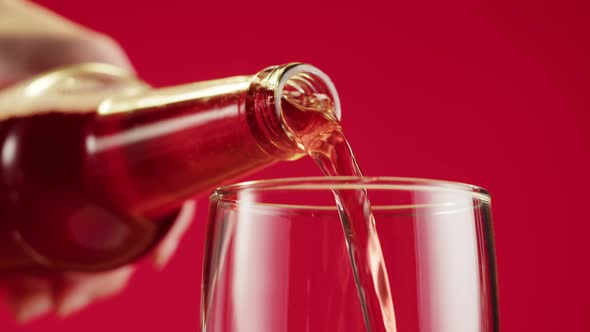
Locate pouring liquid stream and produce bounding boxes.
[281,89,397,332]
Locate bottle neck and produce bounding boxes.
[247,63,342,160]
[95,62,342,161]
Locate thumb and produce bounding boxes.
[152,200,196,269]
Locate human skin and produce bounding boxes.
[0,0,195,323]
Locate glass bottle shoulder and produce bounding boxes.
[0,63,150,120]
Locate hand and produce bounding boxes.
[0,1,196,323]
[0,0,132,82]
[1,201,196,323]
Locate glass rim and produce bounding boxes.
[211,176,491,207]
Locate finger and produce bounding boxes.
[1,276,53,323]
[1,1,135,78]
[153,200,196,269]
[54,265,134,317]
[0,34,134,81]
[61,33,134,71]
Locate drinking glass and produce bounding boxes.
[202,177,499,332]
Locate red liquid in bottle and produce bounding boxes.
[0,64,293,272]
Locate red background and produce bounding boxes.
[1,0,589,331]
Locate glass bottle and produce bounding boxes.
[0,63,341,272]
